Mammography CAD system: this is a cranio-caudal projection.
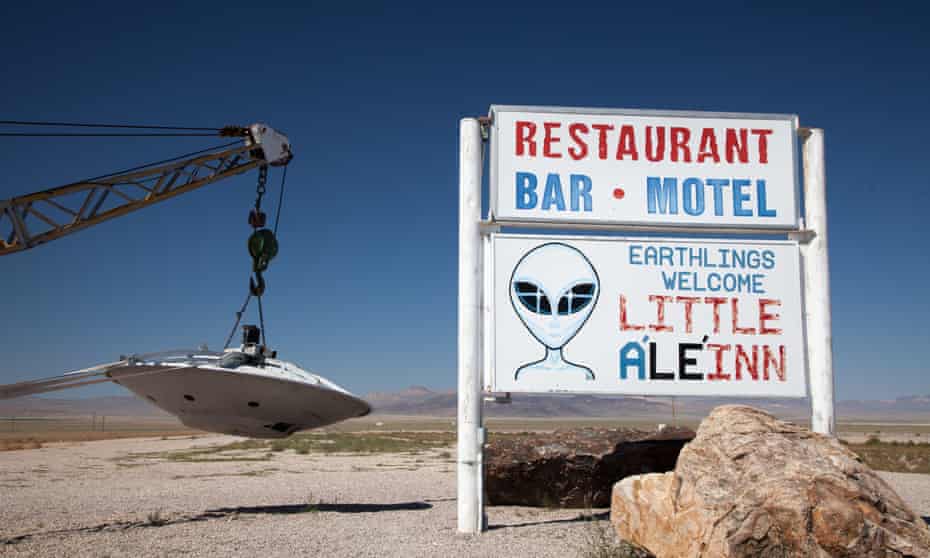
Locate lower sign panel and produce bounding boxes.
[486,234,807,397]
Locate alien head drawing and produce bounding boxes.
[510,242,599,382]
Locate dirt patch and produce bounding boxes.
[0,430,198,445]
[0,438,44,451]
[1,430,928,558]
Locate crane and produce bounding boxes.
[0,123,292,256]
[0,122,371,437]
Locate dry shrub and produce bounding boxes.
[577,517,654,558]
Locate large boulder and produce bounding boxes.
[485,425,694,508]
[611,405,930,557]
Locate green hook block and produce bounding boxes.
[248,229,278,272]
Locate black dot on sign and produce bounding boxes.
[183,394,195,401]
[248,401,260,408]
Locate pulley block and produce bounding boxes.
[248,229,278,273]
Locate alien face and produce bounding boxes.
[509,243,599,350]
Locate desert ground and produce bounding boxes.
[2,417,929,557]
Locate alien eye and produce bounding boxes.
[556,283,596,315]
[514,281,552,315]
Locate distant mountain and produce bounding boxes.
[365,387,930,421]
[365,386,449,410]
[486,394,672,418]
[837,395,930,419]
[2,389,928,422]
[364,387,778,419]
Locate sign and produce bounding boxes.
[486,234,807,397]
[490,106,799,229]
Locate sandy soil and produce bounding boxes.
[0,435,607,557]
[1,435,928,558]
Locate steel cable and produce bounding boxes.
[257,295,267,348]
[273,165,288,236]
[80,140,244,183]
[0,132,219,137]
[223,292,253,350]
[0,120,221,131]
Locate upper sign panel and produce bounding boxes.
[490,106,799,229]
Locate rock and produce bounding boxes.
[611,405,930,557]
[485,425,694,508]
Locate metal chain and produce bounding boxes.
[224,166,268,350]
[250,165,269,296]
[223,164,280,353]
[254,165,267,213]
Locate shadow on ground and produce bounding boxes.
[923,516,929,526]
[1,501,432,546]
[488,511,609,530]
[208,502,432,514]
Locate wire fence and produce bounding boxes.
[2,415,186,435]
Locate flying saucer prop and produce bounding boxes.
[0,348,371,439]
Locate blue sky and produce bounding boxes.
[0,1,927,400]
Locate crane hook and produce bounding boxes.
[249,272,266,297]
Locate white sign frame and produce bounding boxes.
[456,113,834,535]
[489,105,801,230]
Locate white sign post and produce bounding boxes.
[456,107,833,534]
[799,128,835,436]
[457,118,485,534]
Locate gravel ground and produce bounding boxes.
[1,435,928,558]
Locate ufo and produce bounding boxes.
[0,328,371,438]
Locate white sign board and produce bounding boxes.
[490,106,799,229]
[486,234,807,397]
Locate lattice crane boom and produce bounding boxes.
[0,123,292,256]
